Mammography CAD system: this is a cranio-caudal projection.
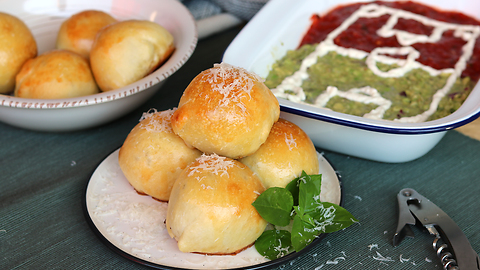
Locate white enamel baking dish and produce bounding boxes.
[223,0,480,163]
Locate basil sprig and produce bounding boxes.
[252,171,358,260]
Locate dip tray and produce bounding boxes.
[223,0,480,163]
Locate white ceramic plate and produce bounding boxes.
[223,0,480,162]
[0,0,197,132]
[83,149,342,269]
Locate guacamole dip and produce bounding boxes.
[265,45,475,122]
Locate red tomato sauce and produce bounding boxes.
[299,1,480,81]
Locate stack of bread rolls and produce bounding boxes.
[1,10,174,99]
[119,63,320,255]
[0,12,37,94]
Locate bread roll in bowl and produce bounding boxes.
[118,109,202,202]
[56,10,117,59]
[240,118,319,189]
[14,50,99,99]
[166,153,267,254]
[0,12,37,94]
[90,20,175,92]
[171,63,280,159]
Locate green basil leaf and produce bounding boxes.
[252,187,293,226]
[254,230,293,260]
[297,173,322,216]
[309,202,359,233]
[291,214,318,252]
[285,177,300,206]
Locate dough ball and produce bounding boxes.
[56,10,117,59]
[0,12,37,94]
[90,20,175,92]
[14,50,99,99]
[240,118,319,189]
[166,153,267,254]
[118,109,202,202]
[171,63,280,159]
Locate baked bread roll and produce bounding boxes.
[90,20,175,92]
[240,118,319,189]
[118,109,202,202]
[56,10,117,59]
[166,153,267,254]
[171,63,280,159]
[0,12,37,94]
[14,50,99,99]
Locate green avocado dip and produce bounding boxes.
[265,44,475,122]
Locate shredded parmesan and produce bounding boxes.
[303,204,337,233]
[138,108,176,133]
[399,254,411,263]
[207,63,263,112]
[368,244,379,251]
[188,153,235,177]
[139,108,157,122]
[372,251,395,263]
[284,133,297,150]
[273,239,291,258]
[353,195,362,201]
[326,256,346,264]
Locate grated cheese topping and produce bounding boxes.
[326,256,346,264]
[207,63,263,112]
[399,254,411,263]
[138,108,176,133]
[284,133,298,151]
[372,251,395,263]
[273,238,291,259]
[188,153,235,177]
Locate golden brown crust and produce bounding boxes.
[56,10,117,59]
[240,118,319,189]
[166,154,267,254]
[171,63,280,159]
[90,20,175,92]
[118,109,202,202]
[0,12,37,94]
[14,49,99,99]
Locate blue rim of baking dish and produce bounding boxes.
[280,104,480,135]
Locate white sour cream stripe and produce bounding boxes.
[271,3,480,122]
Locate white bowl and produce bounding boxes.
[223,0,480,163]
[0,0,197,132]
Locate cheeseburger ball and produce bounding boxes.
[90,20,175,92]
[240,118,319,189]
[56,10,117,59]
[14,50,99,99]
[166,153,267,254]
[171,63,280,159]
[118,109,202,202]
[0,12,37,94]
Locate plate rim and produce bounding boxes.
[82,148,345,270]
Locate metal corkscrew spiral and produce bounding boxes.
[393,188,480,270]
[433,236,459,270]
